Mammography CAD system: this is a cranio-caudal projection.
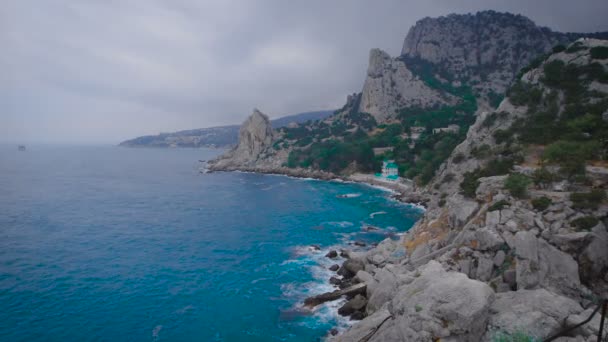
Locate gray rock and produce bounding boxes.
[495,282,512,293]
[208,109,274,169]
[326,250,338,258]
[401,11,574,101]
[516,259,540,289]
[476,256,494,281]
[537,238,581,297]
[366,269,398,314]
[333,308,392,341]
[338,294,367,316]
[534,217,545,230]
[475,228,505,251]
[459,259,472,277]
[486,289,583,339]
[513,231,538,261]
[329,264,340,271]
[493,250,506,267]
[566,308,603,337]
[579,222,608,283]
[501,231,516,249]
[410,242,432,261]
[505,220,519,232]
[341,261,495,341]
[338,259,366,278]
[500,209,514,224]
[544,211,567,223]
[358,49,455,122]
[486,211,501,228]
[502,269,516,289]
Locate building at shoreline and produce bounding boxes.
[377,160,399,181]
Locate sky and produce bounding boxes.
[2,0,608,143]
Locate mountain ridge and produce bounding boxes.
[119,110,333,148]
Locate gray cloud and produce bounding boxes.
[1,0,607,143]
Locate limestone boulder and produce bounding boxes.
[485,289,583,340]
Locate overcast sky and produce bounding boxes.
[2,0,608,143]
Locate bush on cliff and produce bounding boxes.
[504,173,531,198]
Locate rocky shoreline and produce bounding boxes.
[206,163,427,208]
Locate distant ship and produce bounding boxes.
[18,145,26,151]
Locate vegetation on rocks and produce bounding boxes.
[570,189,606,209]
[504,173,531,198]
[570,216,600,231]
[531,196,552,211]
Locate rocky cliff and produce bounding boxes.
[400,11,596,98]
[330,38,608,341]
[358,49,456,122]
[208,109,275,169]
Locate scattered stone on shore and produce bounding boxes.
[303,283,367,308]
[337,294,367,316]
[353,241,367,247]
[325,250,338,258]
[329,276,342,285]
[329,329,339,336]
[329,264,340,271]
[363,225,380,231]
[310,244,321,251]
[337,259,365,278]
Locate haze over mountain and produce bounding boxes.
[2,0,608,143]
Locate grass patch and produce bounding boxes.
[531,196,552,211]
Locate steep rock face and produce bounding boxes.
[234,109,274,161]
[401,11,572,96]
[358,49,455,122]
[334,38,608,342]
[208,109,274,169]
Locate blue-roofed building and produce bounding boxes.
[378,160,399,181]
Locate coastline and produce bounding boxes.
[205,164,427,208]
[204,165,425,337]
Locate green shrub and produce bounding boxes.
[543,140,598,177]
[590,46,608,59]
[471,144,493,159]
[532,167,556,188]
[442,173,455,184]
[570,190,606,209]
[460,170,481,198]
[438,199,446,207]
[566,42,587,53]
[504,173,531,198]
[570,216,599,231]
[543,60,566,87]
[531,196,552,211]
[453,153,465,164]
[552,44,566,53]
[489,200,510,212]
[493,129,512,144]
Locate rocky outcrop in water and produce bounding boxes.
[208,109,277,170]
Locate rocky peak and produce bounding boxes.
[358,48,456,122]
[234,109,274,160]
[208,109,275,169]
[401,11,572,96]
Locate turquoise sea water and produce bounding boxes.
[0,145,422,341]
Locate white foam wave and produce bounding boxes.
[337,193,361,198]
[324,221,354,228]
[369,211,387,219]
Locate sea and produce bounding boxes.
[0,145,422,341]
